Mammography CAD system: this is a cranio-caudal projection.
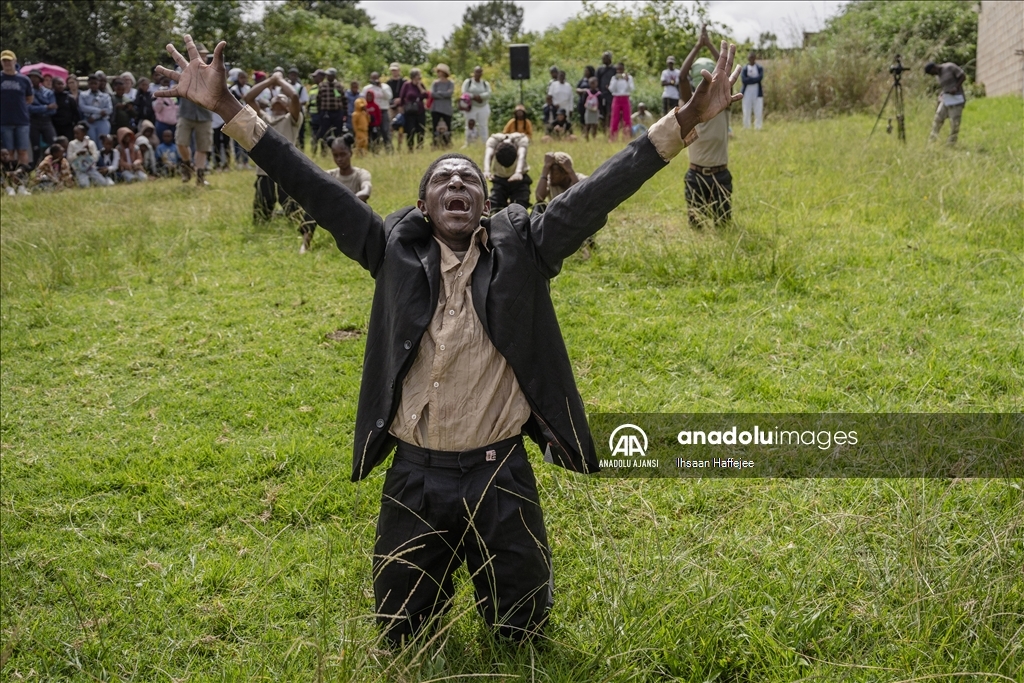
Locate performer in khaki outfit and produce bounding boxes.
[155,33,741,647]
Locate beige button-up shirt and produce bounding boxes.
[389,226,532,450]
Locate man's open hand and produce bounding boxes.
[676,39,743,128]
[154,35,238,119]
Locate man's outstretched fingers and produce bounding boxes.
[166,43,188,69]
[184,34,199,62]
[153,87,180,99]
[153,65,178,81]
[213,41,226,69]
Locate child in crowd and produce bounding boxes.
[462,117,480,147]
[390,112,405,151]
[364,90,382,152]
[156,129,179,175]
[542,94,559,135]
[115,127,147,182]
[97,135,117,181]
[433,117,451,148]
[2,148,30,196]
[351,97,370,156]
[136,134,158,176]
[298,134,371,253]
[68,124,113,187]
[33,143,75,190]
[583,76,601,141]
[542,109,576,142]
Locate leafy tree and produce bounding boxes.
[460,0,523,50]
[283,0,373,27]
[381,24,429,66]
[184,0,257,55]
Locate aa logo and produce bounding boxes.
[609,424,648,458]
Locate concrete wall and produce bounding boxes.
[976,0,1024,97]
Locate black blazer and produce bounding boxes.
[247,125,670,481]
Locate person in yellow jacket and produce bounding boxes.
[351,96,370,156]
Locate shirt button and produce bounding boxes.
[403,339,412,350]
[375,418,385,428]
[448,309,455,315]
[411,414,417,420]
[439,344,445,350]
[457,271,462,277]
[433,382,439,387]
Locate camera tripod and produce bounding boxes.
[870,55,907,142]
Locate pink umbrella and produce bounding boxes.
[19,63,70,81]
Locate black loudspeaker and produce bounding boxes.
[509,44,530,80]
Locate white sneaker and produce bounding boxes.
[5,186,14,196]
[17,185,30,196]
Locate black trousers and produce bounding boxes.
[374,436,553,646]
[489,173,532,211]
[30,116,56,166]
[662,97,679,115]
[317,109,346,142]
[253,175,315,233]
[684,168,732,227]
[405,111,425,150]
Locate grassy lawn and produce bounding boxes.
[1,95,1021,682]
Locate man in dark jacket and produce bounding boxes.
[156,34,741,647]
[50,76,80,140]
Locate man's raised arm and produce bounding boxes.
[154,36,387,275]
[524,41,743,273]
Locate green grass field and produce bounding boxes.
[2,96,1022,682]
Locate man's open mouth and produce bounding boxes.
[444,197,470,213]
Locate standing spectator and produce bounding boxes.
[68,123,112,187]
[581,76,601,140]
[79,74,112,144]
[399,68,428,151]
[740,52,764,130]
[33,142,74,190]
[243,73,309,239]
[351,96,369,155]
[576,66,595,122]
[27,70,57,165]
[210,109,229,169]
[679,29,741,227]
[661,56,681,114]
[541,95,558,134]
[502,103,533,137]
[152,78,178,141]
[429,63,454,149]
[461,65,491,139]
[596,51,615,131]
[115,127,147,182]
[307,69,323,154]
[362,71,392,151]
[95,71,112,95]
[110,77,134,131]
[608,62,634,141]
[134,77,155,128]
[346,80,361,121]
[66,74,80,102]
[256,67,285,110]
[925,61,966,145]
[51,77,80,140]
[547,70,574,123]
[386,63,406,140]
[316,68,347,147]
[547,65,559,87]
[483,131,531,209]
[229,70,251,167]
[120,72,137,100]
[286,66,309,150]
[364,90,383,151]
[2,147,28,195]
[170,43,214,185]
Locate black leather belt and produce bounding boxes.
[689,163,728,175]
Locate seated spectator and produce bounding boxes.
[300,133,371,253]
[462,116,480,147]
[33,143,75,190]
[2,148,30,196]
[631,102,655,135]
[534,151,592,255]
[96,134,117,180]
[542,109,576,142]
[502,104,533,138]
[434,117,451,148]
[67,123,112,187]
[156,128,179,175]
[114,127,147,182]
[136,133,158,176]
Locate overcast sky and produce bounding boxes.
[359,1,851,49]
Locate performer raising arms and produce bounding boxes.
[154,35,742,647]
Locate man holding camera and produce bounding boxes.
[925,61,966,145]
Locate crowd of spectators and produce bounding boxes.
[2,43,765,197]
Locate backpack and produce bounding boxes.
[585,91,600,111]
